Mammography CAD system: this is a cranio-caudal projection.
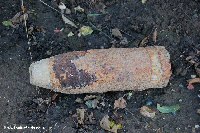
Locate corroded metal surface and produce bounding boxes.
[30,46,171,94]
[52,52,96,89]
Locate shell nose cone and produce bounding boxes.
[29,58,51,89]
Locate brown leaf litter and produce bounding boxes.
[114,97,127,109]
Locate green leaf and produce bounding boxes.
[87,13,101,17]
[79,26,93,36]
[110,120,122,129]
[85,99,98,109]
[157,104,180,114]
[100,115,122,133]
[2,20,12,27]
[127,92,132,100]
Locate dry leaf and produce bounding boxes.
[67,31,74,37]
[142,0,148,4]
[8,12,28,28]
[112,28,122,38]
[188,78,200,85]
[114,97,127,109]
[58,2,66,10]
[100,115,111,131]
[140,106,156,118]
[195,67,200,77]
[74,6,84,13]
[76,108,86,124]
[84,95,97,101]
[187,78,200,89]
[54,28,64,33]
[58,2,76,28]
[10,12,21,24]
[187,83,194,90]
[88,112,96,124]
[197,109,200,114]
[75,97,83,103]
[85,99,99,109]
[100,115,122,133]
[32,98,50,105]
[139,37,148,47]
[20,13,28,22]
[95,2,106,13]
[28,26,34,34]
[51,93,58,102]
[62,15,77,28]
[120,37,128,46]
[153,28,157,43]
[100,102,105,107]
[186,55,197,64]
[65,8,71,14]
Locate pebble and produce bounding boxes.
[195,125,199,128]
[180,69,187,76]
[65,8,71,14]
[191,75,196,79]
[46,50,52,55]
[179,84,184,88]
[146,99,153,105]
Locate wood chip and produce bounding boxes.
[112,28,122,39]
[76,108,86,124]
[139,37,148,47]
[140,106,156,118]
[153,28,157,43]
[188,78,200,85]
[114,97,127,109]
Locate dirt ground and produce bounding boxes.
[0,0,200,132]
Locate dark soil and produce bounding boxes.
[0,0,200,132]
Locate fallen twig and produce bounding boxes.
[89,22,112,39]
[21,0,33,60]
[39,0,77,28]
[39,0,60,13]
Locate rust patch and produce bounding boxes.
[52,52,97,89]
[49,58,62,89]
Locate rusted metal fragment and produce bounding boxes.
[29,46,171,94]
[49,51,96,90]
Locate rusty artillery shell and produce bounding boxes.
[29,46,171,94]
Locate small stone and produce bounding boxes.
[191,75,196,79]
[120,37,128,46]
[112,28,122,39]
[175,68,182,75]
[178,84,184,88]
[75,98,83,103]
[58,3,66,10]
[67,32,74,37]
[140,106,156,118]
[195,125,199,128]
[180,69,187,76]
[197,109,200,114]
[46,50,52,55]
[65,8,71,14]
[100,46,104,49]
